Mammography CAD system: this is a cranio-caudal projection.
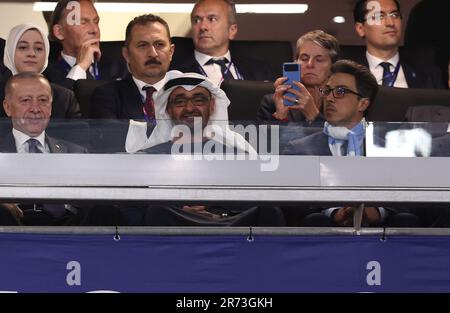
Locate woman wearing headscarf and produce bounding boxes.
[0,23,80,118]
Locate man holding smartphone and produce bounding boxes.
[283,60,420,227]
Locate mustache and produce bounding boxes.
[145,58,161,66]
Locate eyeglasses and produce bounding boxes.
[365,11,402,23]
[169,95,211,108]
[319,86,364,99]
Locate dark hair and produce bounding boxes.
[49,0,95,41]
[331,59,378,104]
[354,0,401,23]
[192,0,237,25]
[5,72,50,99]
[124,14,171,48]
[296,30,340,63]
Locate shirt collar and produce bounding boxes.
[61,51,95,68]
[132,75,166,99]
[366,51,400,70]
[61,52,77,68]
[194,50,232,66]
[12,128,46,150]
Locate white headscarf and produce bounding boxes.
[126,70,257,155]
[3,23,50,75]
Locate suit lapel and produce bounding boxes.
[0,132,18,152]
[230,56,245,79]
[177,58,203,75]
[123,76,145,119]
[46,134,66,153]
[399,60,422,88]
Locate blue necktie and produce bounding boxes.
[380,62,394,86]
[206,58,234,80]
[27,138,42,153]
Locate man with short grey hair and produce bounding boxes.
[173,0,274,85]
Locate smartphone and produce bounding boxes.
[282,62,301,106]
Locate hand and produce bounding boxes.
[76,38,101,71]
[273,77,320,122]
[273,76,288,89]
[332,206,355,227]
[181,205,221,220]
[282,82,320,122]
[1,203,23,222]
[273,78,290,120]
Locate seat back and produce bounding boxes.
[367,86,450,122]
[73,79,110,118]
[0,37,9,81]
[220,79,274,121]
[230,40,293,77]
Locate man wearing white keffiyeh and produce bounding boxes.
[126,70,257,155]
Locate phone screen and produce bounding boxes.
[283,62,301,106]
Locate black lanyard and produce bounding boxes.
[196,59,243,80]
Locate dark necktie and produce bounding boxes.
[380,62,394,86]
[27,138,42,153]
[205,58,234,80]
[143,86,156,121]
[86,68,95,80]
[26,138,67,219]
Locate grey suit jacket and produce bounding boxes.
[405,105,450,123]
[0,131,87,153]
[431,133,450,157]
[405,105,450,137]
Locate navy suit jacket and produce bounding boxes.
[351,51,444,89]
[91,75,143,119]
[44,54,127,90]
[0,131,87,153]
[172,54,275,82]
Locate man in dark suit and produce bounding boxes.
[172,0,274,85]
[353,0,443,89]
[283,60,420,227]
[44,0,126,89]
[0,72,87,225]
[91,14,174,120]
[284,60,376,157]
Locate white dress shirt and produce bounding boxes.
[366,51,408,88]
[61,52,95,81]
[132,76,166,102]
[12,128,48,153]
[194,50,238,86]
